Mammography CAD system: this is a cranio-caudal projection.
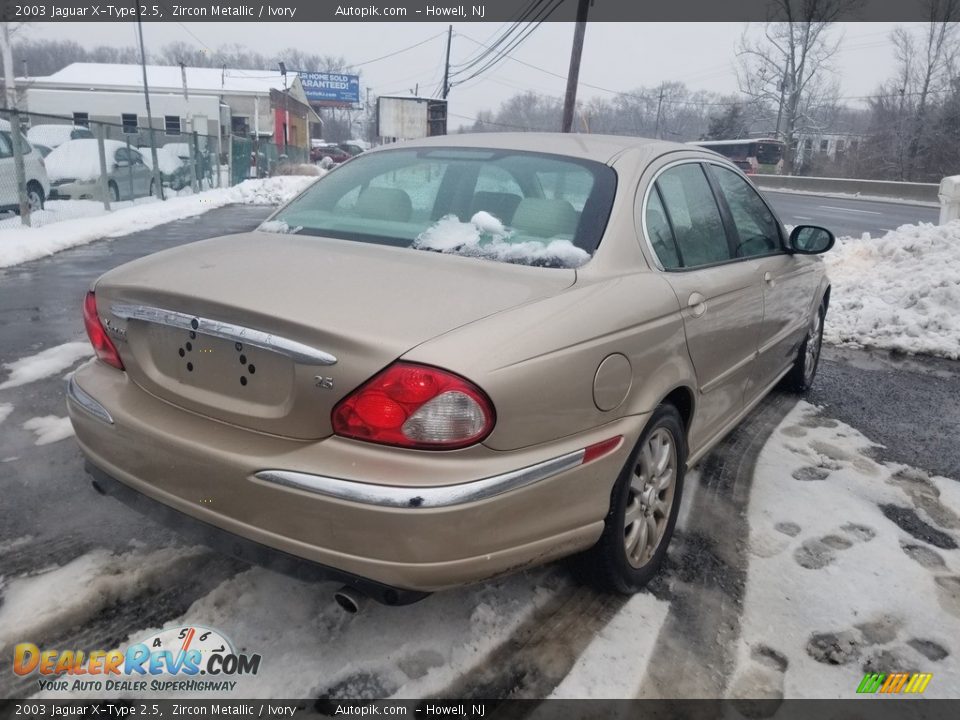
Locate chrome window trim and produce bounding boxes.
[66,375,114,425]
[638,156,785,274]
[110,303,337,366]
[254,449,586,509]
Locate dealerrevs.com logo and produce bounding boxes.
[13,626,261,693]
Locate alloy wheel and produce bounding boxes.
[624,427,677,568]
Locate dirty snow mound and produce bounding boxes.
[825,221,960,359]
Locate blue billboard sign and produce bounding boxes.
[301,72,361,104]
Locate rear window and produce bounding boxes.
[265,148,617,268]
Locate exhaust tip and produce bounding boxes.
[333,586,363,614]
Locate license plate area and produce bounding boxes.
[143,324,293,407]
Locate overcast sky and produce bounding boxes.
[19,21,923,127]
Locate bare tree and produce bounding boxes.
[905,0,959,178]
[736,0,862,173]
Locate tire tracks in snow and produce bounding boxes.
[639,391,795,697]
[0,551,244,699]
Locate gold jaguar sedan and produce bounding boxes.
[67,133,833,609]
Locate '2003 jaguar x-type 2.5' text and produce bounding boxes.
[67,133,834,607]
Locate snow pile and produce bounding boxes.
[45,139,128,181]
[0,402,12,426]
[0,175,320,269]
[729,402,960,699]
[825,220,960,359]
[22,415,74,445]
[0,341,92,390]
[414,211,590,268]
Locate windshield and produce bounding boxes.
[264,147,617,269]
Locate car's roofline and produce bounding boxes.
[368,132,692,165]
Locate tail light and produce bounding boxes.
[332,362,495,449]
[83,291,124,370]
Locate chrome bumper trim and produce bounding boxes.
[110,303,337,366]
[66,375,114,425]
[254,449,586,509]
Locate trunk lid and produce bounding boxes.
[95,232,574,439]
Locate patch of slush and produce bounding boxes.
[22,416,75,445]
[0,342,92,390]
[0,403,12,425]
[0,546,207,650]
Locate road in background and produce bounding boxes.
[762,190,940,237]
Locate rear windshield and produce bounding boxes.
[264,147,617,268]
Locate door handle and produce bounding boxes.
[763,271,776,287]
[687,292,707,318]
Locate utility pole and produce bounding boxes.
[654,83,665,138]
[1,22,16,109]
[136,4,164,199]
[561,0,590,133]
[442,24,453,99]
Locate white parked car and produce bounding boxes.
[0,129,50,213]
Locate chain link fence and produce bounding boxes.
[0,108,313,229]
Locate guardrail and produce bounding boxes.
[752,174,940,205]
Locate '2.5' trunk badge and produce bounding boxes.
[314,376,335,390]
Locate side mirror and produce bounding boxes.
[789,225,835,254]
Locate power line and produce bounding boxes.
[448,0,564,87]
[353,31,447,67]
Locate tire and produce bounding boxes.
[584,404,687,594]
[26,181,45,212]
[108,181,120,202]
[783,301,826,393]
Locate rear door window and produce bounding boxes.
[655,164,731,268]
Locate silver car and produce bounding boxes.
[47,139,155,202]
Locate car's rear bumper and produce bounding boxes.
[67,360,644,592]
[83,461,429,605]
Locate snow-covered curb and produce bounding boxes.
[760,186,940,209]
[824,220,960,360]
[0,175,319,269]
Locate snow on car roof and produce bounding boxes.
[45,139,127,181]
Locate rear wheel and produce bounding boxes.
[25,181,44,212]
[784,302,825,393]
[585,404,686,593]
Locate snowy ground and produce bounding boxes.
[729,401,959,700]
[0,175,319,269]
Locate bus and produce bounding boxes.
[689,138,785,175]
